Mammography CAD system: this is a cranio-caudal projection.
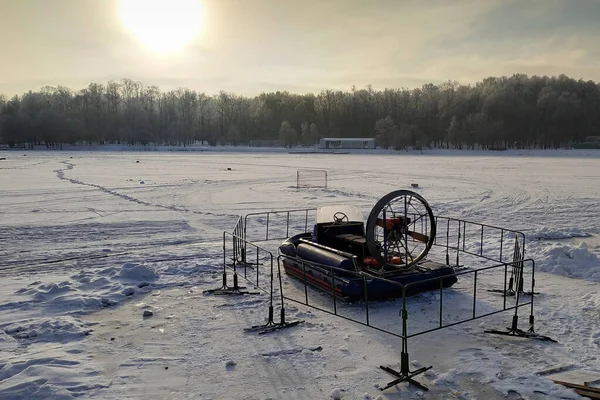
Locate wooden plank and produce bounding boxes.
[554,380,600,394]
[547,369,600,387]
[546,369,600,397]
[573,388,600,400]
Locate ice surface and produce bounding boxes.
[0,149,599,399]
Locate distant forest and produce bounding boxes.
[1,74,599,149]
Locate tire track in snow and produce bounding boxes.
[0,159,51,170]
[54,160,238,219]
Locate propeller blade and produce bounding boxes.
[376,217,403,230]
[408,231,429,243]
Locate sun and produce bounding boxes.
[119,0,203,54]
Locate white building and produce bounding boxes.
[319,137,375,150]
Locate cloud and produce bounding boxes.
[1,0,599,96]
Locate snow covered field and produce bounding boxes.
[0,149,599,399]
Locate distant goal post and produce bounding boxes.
[296,169,328,188]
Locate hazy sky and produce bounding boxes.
[1,0,599,96]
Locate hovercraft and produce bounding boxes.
[279,190,458,301]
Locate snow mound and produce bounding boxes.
[10,263,160,318]
[5,257,219,325]
[117,263,158,282]
[1,317,93,343]
[0,258,206,399]
[31,282,75,302]
[0,356,107,400]
[531,242,600,281]
[433,369,458,386]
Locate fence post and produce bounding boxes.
[499,229,504,262]
[204,232,259,295]
[480,225,484,257]
[266,213,270,241]
[379,285,432,391]
[364,276,369,326]
[472,270,478,319]
[455,220,460,266]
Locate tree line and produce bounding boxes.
[1,73,599,150]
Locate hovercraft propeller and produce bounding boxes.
[375,218,430,243]
[366,190,436,271]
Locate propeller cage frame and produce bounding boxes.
[365,190,437,271]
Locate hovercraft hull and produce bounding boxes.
[279,233,457,301]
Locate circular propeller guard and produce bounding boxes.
[365,190,436,271]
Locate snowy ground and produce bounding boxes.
[0,149,599,399]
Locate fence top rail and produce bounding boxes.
[223,231,275,258]
[433,247,512,264]
[402,258,535,291]
[440,217,526,239]
[243,209,524,237]
[278,252,535,293]
[244,208,318,219]
[278,252,535,340]
[403,212,526,239]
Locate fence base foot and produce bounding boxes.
[203,286,260,295]
[485,327,556,343]
[244,320,303,335]
[203,273,261,295]
[379,365,431,391]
